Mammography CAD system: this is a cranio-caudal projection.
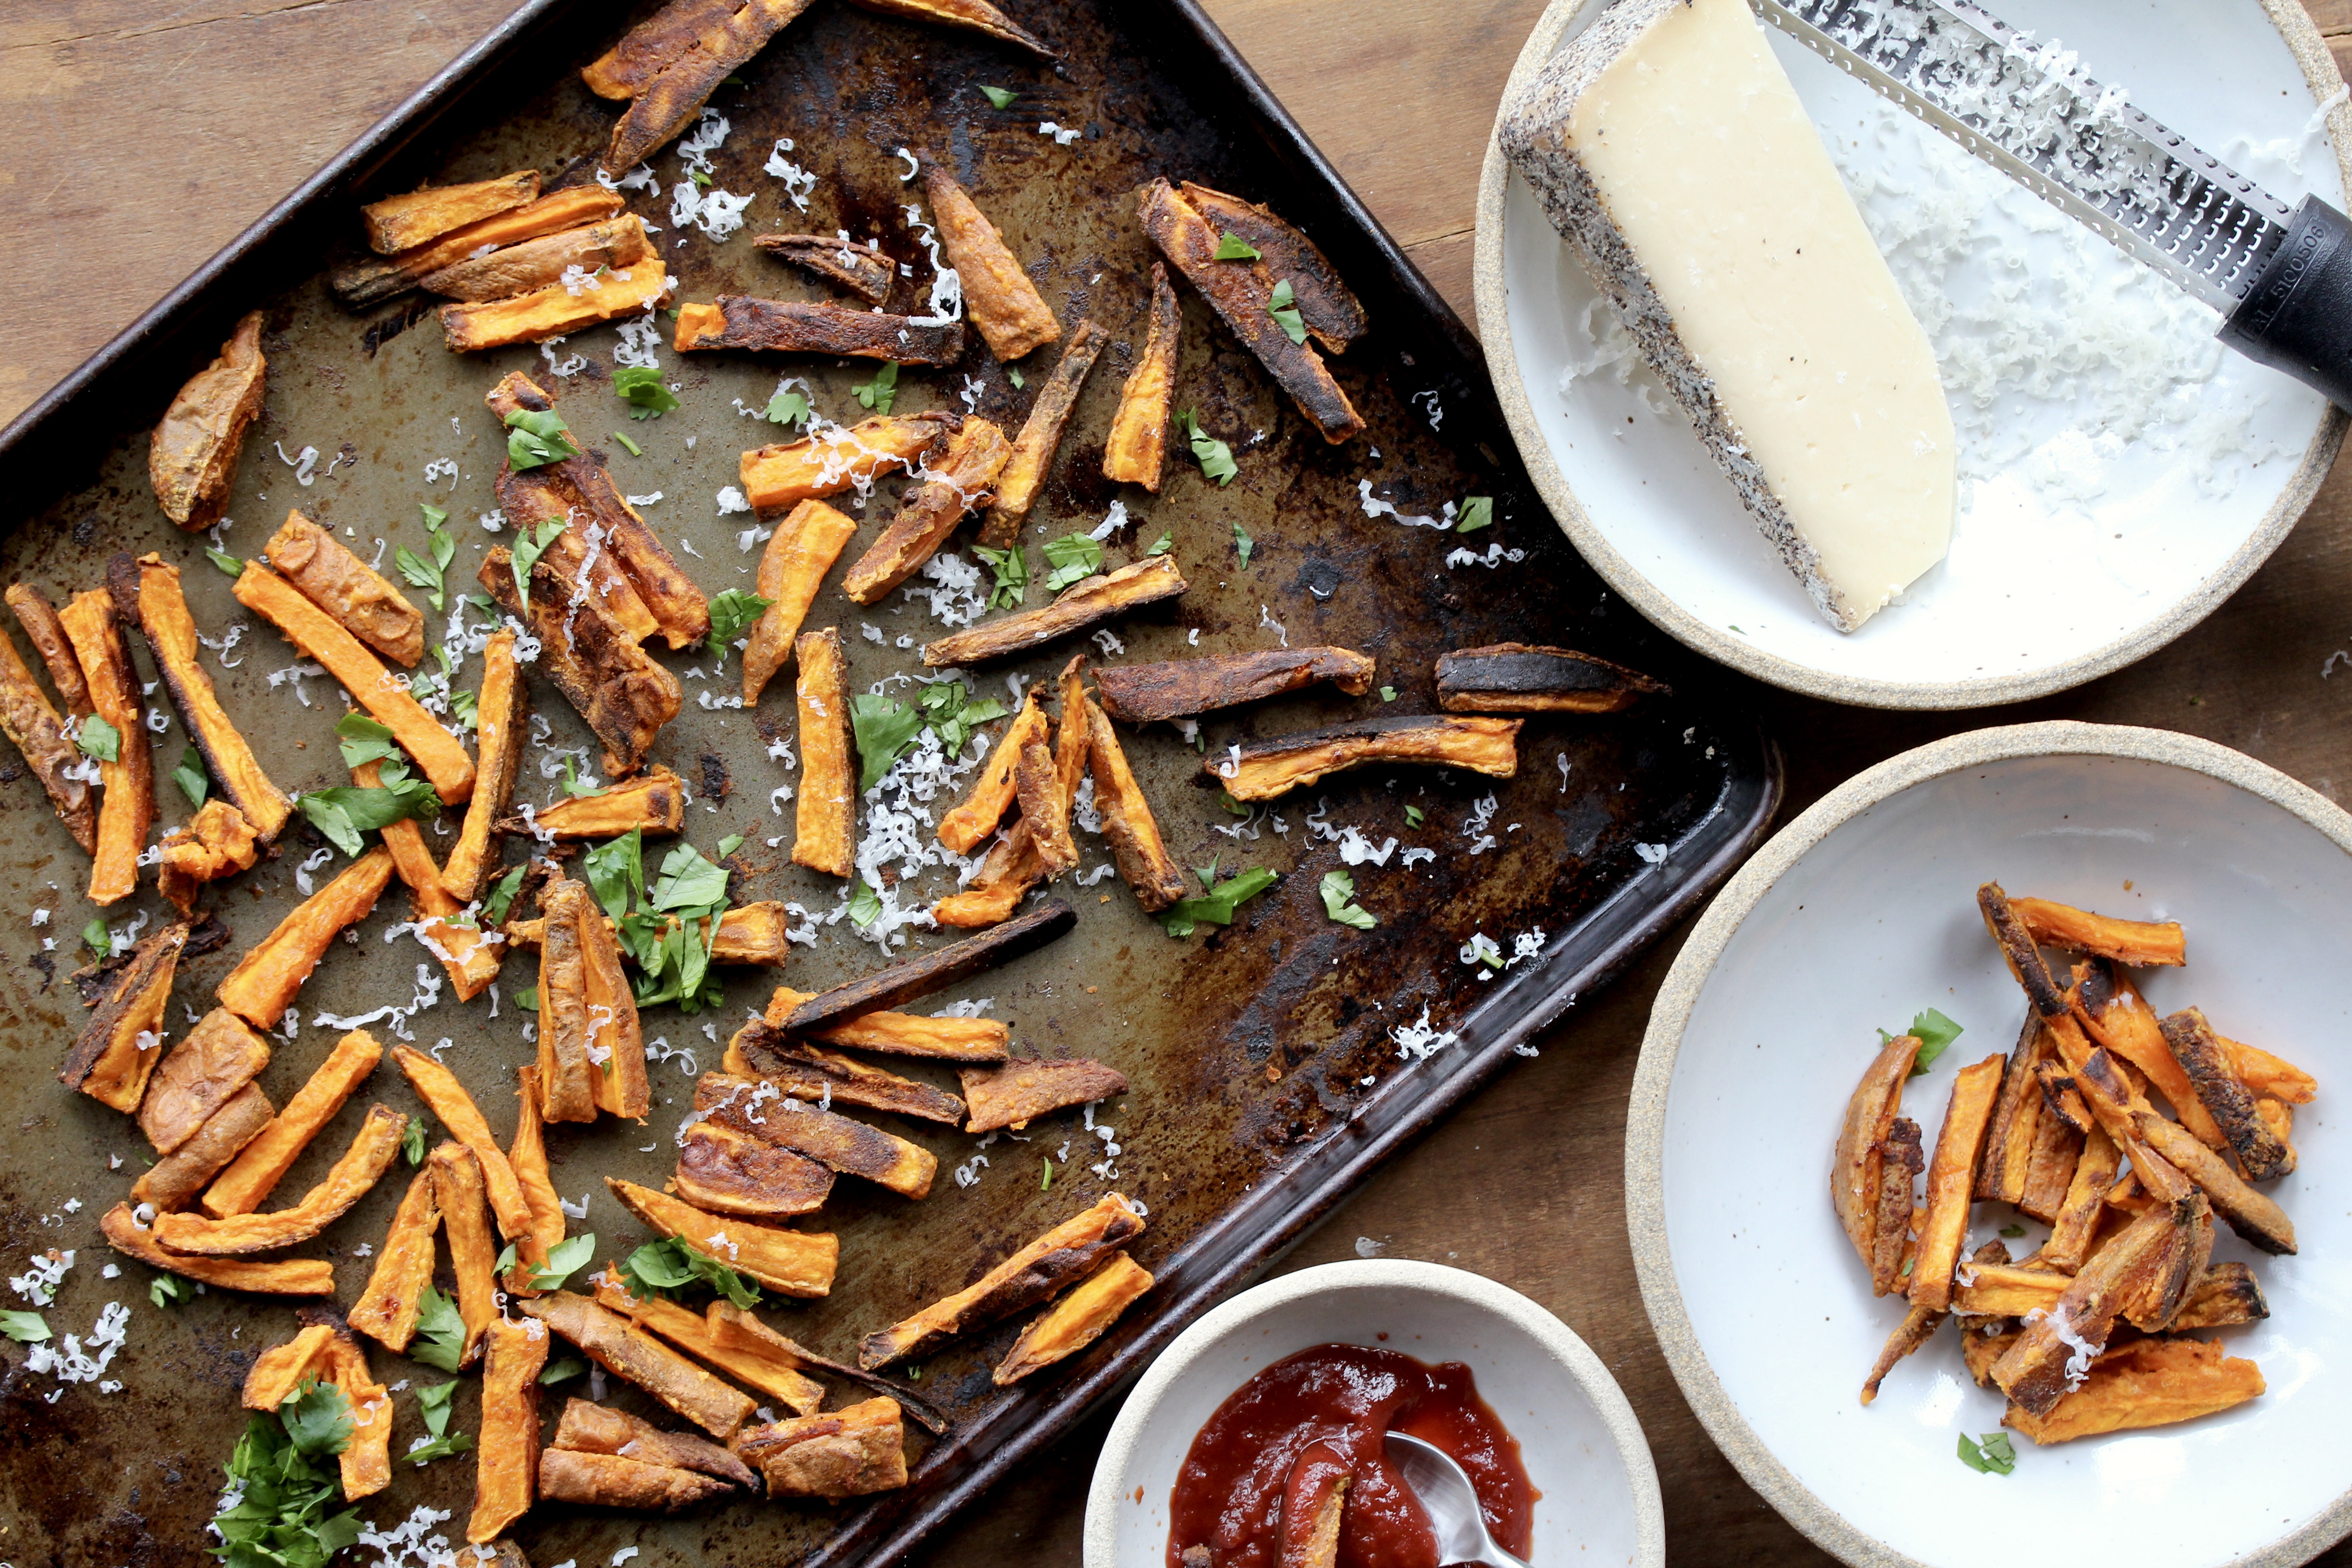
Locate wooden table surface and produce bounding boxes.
[13,2,2352,1564]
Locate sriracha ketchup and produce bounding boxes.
[1166,1343,1535,1568]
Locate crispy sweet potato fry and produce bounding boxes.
[537,879,599,1123]
[592,1272,825,1412]
[582,0,743,96]
[961,1057,1126,1134]
[1834,1032,1919,1269]
[0,622,95,852]
[519,1291,756,1438]
[2221,1036,2317,1104]
[423,215,652,302]
[707,1300,948,1431]
[496,466,660,645]
[576,895,650,1122]
[1096,647,1377,724]
[348,1170,441,1352]
[676,1122,836,1218]
[982,318,1106,546]
[157,799,261,913]
[1958,1260,2268,1329]
[441,631,522,903]
[443,258,670,351]
[604,1177,838,1298]
[1215,714,1522,803]
[532,766,686,840]
[59,921,186,1112]
[693,1072,936,1197]
[1991,1195,2204,1417]
[1975,1015,2045,1205]
[1861,1244,2004,1407]
[331,188,626,308]
[2005,1336,2263,1444]
[101,1203,335,1294]
[923,555,1188,667]
[2174,1261,2272,1330]
[552,1398,756,1487]
[468,1315,549,1542]
[116,551,293,838]
[152,1103,406,1256]
[2073,964,2225,1150]
[243,1324,338,1410]
[2161,1006,2293,1181]
[754,231,895,302]
[2045,1123,2122,1273]
[1103,262,1178,490]
[539,1447,735,1510]
[362,171,539,255]
[357,760,500,1002]
[726,1018,966,1124]
[2133,1112,2297,1255]
[1177,181,1367,353]
[784,901,1076,1032]
[215,848,395,1029]
[1016,737,1078,877]
[149,311,266,530]
[995,1251,1152,1385]
[1087,697,1186,910]
[925,162,1059,360]
[139,1006,272,1155]
[736,1397,910,1499]
[431,1141,499,1368]
[1434,642,1667,715]
[762,985,1010,1061]
[843,417,1012,603]
[741,412,953,513]
[674,296,964,362]
[392,1044,534,1239]
[260,513,424,668]
[133,1083,275,1211]
[505,1064,568,1293]
[938,692,1047,854]
[793,627,854,877]
[1870,1120,1922,1298]
[2019,1106,2083,1225]
[744,500,859,705]
[2012,896,2185,967]
[8,586,92,725]
[478,549,680,778]
[1909,1054,2004,1313]
[59,587,153,903]
[1282,1457,1350,1568]
[859,1193,1145,1369]
[235,564,475,800]
[606,0,816,172]
[843,0,1053,54]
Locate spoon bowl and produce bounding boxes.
[1384,1431,1531,1568]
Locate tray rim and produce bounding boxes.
[1471,0,2352,713]
[1626,718,2352,1568]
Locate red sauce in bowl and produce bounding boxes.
[1166,1343,1536,1568]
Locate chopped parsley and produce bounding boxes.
[850,683,1006,790]
[599,836,733,1013]
[401,1116,426,1167]
[979,83,1019,108]
[149,1273,194,1309]
[410,1286,470,1374]
[293,762,441,858]
[558,755,597,798]
[528,1232,597,1293]
[481,864,528,926]
[765,387,813,427]
[585,829,648,921]
[1008,366,1025,390]
[1379,686,1397,703]
[0,1308,49,1343]
[1455,495,1494,534]
[848,878,883,928]
[1267,279,1307,345]
[852,361,900,416]
[1160,860,1278,937]
[1879,1008,1965,1077]
[510,517,568,613]
[611,429,644,457]
[404,1380,475,1467]
[649,844,730,911]
[207,1380,363,1568]
[716,833,745,859]
[612,365,680,420]
[620,1235,761,1309]
[704,588,774,652]
[173,745,210,809]
[335,711,401,770]
[1956,1431,2017,1475]
[539,1357,588,1385]
[204,546,245,578]
[973,544,1028,610]
[1040,533,1103,593]
[81,916,110,956]
[1176,407,1237,485]
[1147,531,1173,556]
[1214,232,1262,260]
[1040,1158,1054,1191]
[1319,868,1376,928]
[1405,804,1424,828]
[75,714,121,763]
[1998,1224,2027,1238]
[1233,522,1254,568]
[503,407,579,470]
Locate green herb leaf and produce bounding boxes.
[0,1308,50,1343]
[540,1357,588,1385]
[204,546,245,578]
[1956,1431,2017,1475]
[76,714,121,763]
[613,365,680,420]
[1176,407,1237,485]
[716,833,745,859]
[1267,278,1307,344]
[504,407,579,470]
[531,1232,597,1292]
[172,745,210,809]
[612,429,645,457]
[1147,531,1173,556]
[396,545,445,608]
[1214,232,1262,260]
[1319,868,1377,929]
[649,843,730,912]
[763,387,814,428]
[1040,533,1104,593]
[1233,522,1254,568]
[82,916,110,956]
[620,1236,762,1309]
[513,985,539,1013]
[211,1396,365,1568]
[511,518,568,614]
[334,711,401,770]
[1379,686,1397,702]
[973,544,1028,611]
[420,503,449,530]
[979,83,1018,108]
[848,878,883,928]
[1008,366,1025,390]
[585,828,646,922]
[1159,865,1278,938]
[292,777,442,858]
[402,1116,426,1167]
[850,693,925,791]
[282,1377,355,1459]
[409,1285,470,1373]
[149,1272,194,1308]
[690,167,713,190]
[1405,804,1424,828]
[1999,1224,2027,1238]
[1902,1008,1965,1077]
[557,755,597,798]
[705,588,774,652]
[482,863,527,926]
[852,361,900,416]
[1040,1158,1054,1191]
[1455,495,1494,534]
[405,1380,475,1466]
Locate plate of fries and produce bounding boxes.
[1630,722,2352,1568]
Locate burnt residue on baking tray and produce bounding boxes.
[0,0,1779,1563]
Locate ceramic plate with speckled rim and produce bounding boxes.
[1628,722,2352,1568]
[1475,0,2352,710]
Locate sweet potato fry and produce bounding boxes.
[995,1251,1152,1385]
[674,296,963,363]
[1103,262,1178,490]
[924,162,1059,360]
[1015,737,1078,877]
[151,1103,406,1256]
[441,632,522,904]
[604,1178,838,1298]
[581,0,744,97]
[533,765,686,841]
[1834,1032,1919,1269]
[59,587,153,904]
[1215,714,1521,803]
[59,921,186,1113]
[741,412,953,513]
[937,691,1047,853]
[243,1324,338,1411]
[234,564,475,801]
[2133,1113,2297,1255]
[858,1193,1145,1368]
[468,1316,549,1543]
[842,416,1012,604]
[101,1203,335,1295]
[744,501,858,705]
[693,1072,936,1197]
[505,1064,568,1293]
[330,187,625,308]
[762,985,1010,1062]
[495,466,660,646]
[2161,1006,2294,1181]
[423,214,652,302]
[133,1083,275,1211]
[537,879,599,1124]
[1991,1195,2205,1418]
[1870,1119,1922,1298]
[157,799,262,913]
[1909,1053,2004,1313]
[1177,181,1367,352]
[503,904,791,966]
[2019,1104,2083,1225]
[2220,1036,2317,1104]
[605,0,815,172]
[2173,1261,2272,1330]
[539,1448,736,1511]
[1859,1301,1945,1406]
[431,1141,499,1368]
[149,311,266,531]
[518,1291,756,1438]
[551,1397,755,1487]
[8,586,92,724]
[260,513,423,668]
[2045,1122,2122,1273]
[592,1271,825,1412]
[981,318,1105,546]
[754,231,895,302]
[477,549,679,778]
[361,170,539,255]
[1087,695,1186,910]
[792,627,854,877]
[392,1044,534,1239]
[735,1398,910,1499]
[348,1169,441,1352]
[442,258,670,351]
[306,1318,394,1500]
[578,884,649,1121]
[676,1122,836,1218]
[1434,643,1666,715]
[357,760,500,1002]
[2073,964,2225,1150]
[781,901,1076,1032]
[0,621,95,852]
[2011,896,2185,967]
[1095,646,1376,723]
[215,847,395,1029]
[842,0,1053,54]
[139,1006,272,1155]
[2005,1336,2262,1444]
[922,555,1188,668]
[726,1019,967,1125]
[961,1057,1126,1134]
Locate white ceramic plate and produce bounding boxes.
[1630,722,2352,1568]
[1083,1259,1664,1568]
[1475,1,2351,709]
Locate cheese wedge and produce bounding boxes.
[1502,0,1954,632]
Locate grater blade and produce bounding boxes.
[1752,0,2294,313]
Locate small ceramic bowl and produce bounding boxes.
[1083,1259,1664,1566]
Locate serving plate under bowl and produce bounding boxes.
[1475,0,2352,710]
[1630,721,2352,1568]
[1083,1259,1664,1568]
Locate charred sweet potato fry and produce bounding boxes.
[2006,1335,2262,1444]
[693,1072,936,1197]
[754,231,895,302]
[478,548,680,778]
[923,555,1188,667]
[2019,1107,2083,1225]
[1833,1033,1918,1269]
[392,1044,534,1239]
[0,623,95,852]
[1086,699,1187,910]
[674,296,964,363]
[539,1447,735,1510]
[605,0,816,172]
[843,417,1012,603]
[552,1398,757,1487]
[1869,1120,1922,1298]
[1140,180,1363,443]
[581,0,744,96]
[116,551,293,839]
[423,214,652,301]
[2133,1112,2296,1255]
[133,1083,275,1211]
[537,879,599,1123]
[960,1058,1127,1135]
[1102,263,1178,490]
[348,1169,441,1352]
[260,513,423,667]
[782,901,1077,1032]
[593,1272,825,1411]
[59,587,154,904]
[9,586,92,725]
[101,1203,335,1295]
[331,187,626,308]
[741,412,952,513]
[520,1290,757,1438]
[1434,643,1666,715]
[745,500,858,705]
[2161,1006,2293,1181]
[725,1018,966,1124]
[215,847,395,1029]
[1177,181,1366,353]
[793,627,855,877]
[149,311,266,531]
[676,1121,837,1219]
[981,318,1105,546]
[505,1065,568,1293]
[59,921,186,1113]
[925,162,1059,360]
[2011,896,2185,967]
[362,170,538,255]
[441,632,523,904]
[139,1006,272,1156]
[843,0,1053,54]
[235,564,475,800]
[605,1177,839,1298]
[157,799,261,913]
[1859,1300,1946,1407]
[2072,964,2225,1150]
[762,985,1010,1062]
[2173,1261,2272,1330]
[202,1029,383,1216]
[2044,1123,2122,1272]
[938,692,1047,854]
[1095,647,1375,723]
[1974,1015,2043,1206]
[1015,737,1078,876]
[735,1398,909,1499]
[467,1315,549,1543]
[1215,714,1521,803]
[2221,1036,2317,1104]
[151,1103,406,1256]
[442,259,670,351]
[532,765,686,840]
[431,1141,500,1368]
[708,1300,947,1429]
[495,466,660,646]
[860,1193,1146,1369]
[1908,1053,2004,1313]
[995,1251,1152,1385]
[1991,1195,2205,1417]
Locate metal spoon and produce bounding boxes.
[1383,1431,1530,1568]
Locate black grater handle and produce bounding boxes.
[2220,194,2352,412]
